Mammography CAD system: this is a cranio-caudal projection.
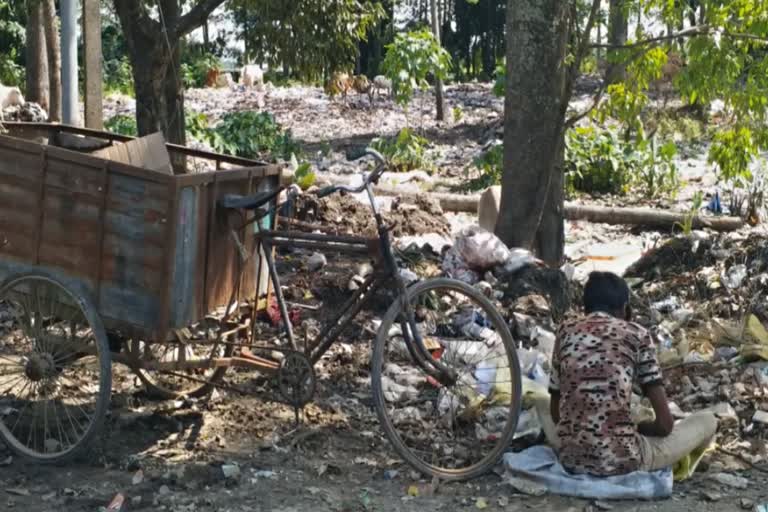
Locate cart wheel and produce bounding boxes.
[133,331,232,400]
[0,273,111,462]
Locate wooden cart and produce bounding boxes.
[0,123,280,461]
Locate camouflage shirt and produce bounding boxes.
[549,312,663,476]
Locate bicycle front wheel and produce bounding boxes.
[371,278,521,481]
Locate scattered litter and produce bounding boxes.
[307,252,328,272]
[5,488,29,497]
[383,470,399,480]
[709,472,749,489]
[475,497,488,509]
[221,463,241,479]
[0,456,10,467]
[106,493,125,511]
[721,264,748,290]
[504,476,547,496]
[132,469,144,485]
[753,411,768,425]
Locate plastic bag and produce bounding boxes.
[454,227,512,271]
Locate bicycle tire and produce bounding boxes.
[371,277,522,481]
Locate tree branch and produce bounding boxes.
[113,0,159,40]
[564,80,608,128]
[590,25,709,49]
[173,0,227,39]
[564,0,601,109]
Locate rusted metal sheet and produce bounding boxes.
[0,123,280,340]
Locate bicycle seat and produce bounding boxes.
[219,190,278,211]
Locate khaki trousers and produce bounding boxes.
[533,397,718,471]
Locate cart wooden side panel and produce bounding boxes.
[0,125,280,340]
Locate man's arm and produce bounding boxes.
[637,384,674,437]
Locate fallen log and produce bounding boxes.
[373,186,745,232]
[281,171,745,232]
[563,204,744,232]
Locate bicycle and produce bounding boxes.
[143,147,523,481]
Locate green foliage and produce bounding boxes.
[675,191,704,235]
[381,29,452,107]
[565,127,635,195]
[634,138,680,199]
[208,112,300,161]
[293,159,317,190]
[371,128,432,173]
[232,0,385,82]
[564,127,679,198]
[185,111,212,142]
[181,54,222,89]
[464,143,503,192]
[452,105,464,123]
[0,0,24,87]
[103,57,134,95]
[709,127,758,183]
[104,115,138,136]
[492,63,505,98]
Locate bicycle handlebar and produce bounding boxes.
[316,148,387,198]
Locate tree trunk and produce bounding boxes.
[605,0,628,84]
[26,0,49,110]
[496,0,570,265]
[430,0,445,121]
[42,0,61,122]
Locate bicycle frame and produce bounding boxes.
[228,177,459,385]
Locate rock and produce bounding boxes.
[709,472,749,489]
[132,469,144,485]
[740,498,755,510]
[158,485,171,496]
[680,375,696,396]
[753,411,768,425]
[702,490,722,502]
[478,186,501,232]
[593,501,613,511]
[306,252,327,272]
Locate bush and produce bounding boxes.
[462,128,680,198]
[492,63,505,98]
[565,127,636,195]
[104,114,137,136]
[182,54,222,89]
[371,128,432,173]
[209,111,300,161]
[104,57,134,95]
[464,143,503,192]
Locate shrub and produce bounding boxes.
[209,111,300,161]
[103,57,134,95]
[464,143,503,192]
[371,128,432,173]
[565,127,635,195]
[104,114,137,136]
[463,128,680,198]
[492,63,505,98]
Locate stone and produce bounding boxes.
[753,410,768,425]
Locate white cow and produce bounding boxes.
[241,65,264,89]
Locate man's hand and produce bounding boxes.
[637,384,674,437]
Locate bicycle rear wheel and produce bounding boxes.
[371,278,521,481]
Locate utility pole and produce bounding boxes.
[61,0,79,125]
[83,0,103,129]
[430,0,445,121]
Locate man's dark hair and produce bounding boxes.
[583,271,630,314]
